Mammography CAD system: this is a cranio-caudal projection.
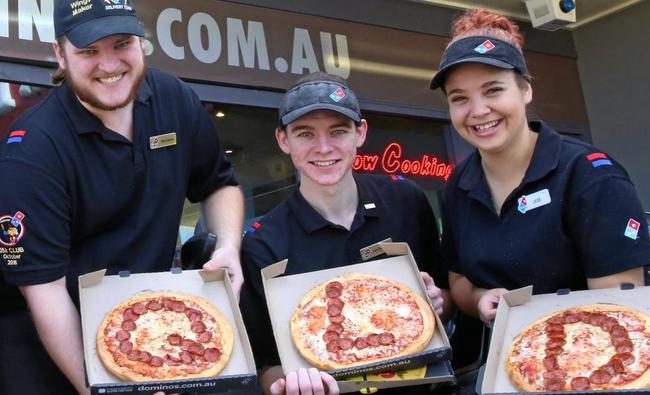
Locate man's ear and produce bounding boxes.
[356,119,368,148]
[275,127,291,154]
[52,40,66,70]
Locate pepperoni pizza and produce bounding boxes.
[507,304,650,392]
[290,272,435,370]
[96,291,234,381]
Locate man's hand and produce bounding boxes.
[203,244,243,297]
[420,271,444,317]
[477,288,508,325]
[269,368,338,395]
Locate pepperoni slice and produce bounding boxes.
[615,342,633,353]
[122,308,139,322]
[329,314,345,324]
[198,331,212,343]
[323,331,340,343]
[545,338,566,349]
[188,342,205,356]
[589,369,612,384]
[131,302,147,315]
[116,330,130,342]
[325,282,343,298]
[185,309,203,322]
[611,327,628,338]
[543,369,566,380]
[163,298,175,310]
[338,337,354,350]
[608,357,626,374]
[545,346,563,357]
[138,351,152,363]
[150,356,164,367]
[614,352,635,365]
[547,330,566,339]
[167,334,182,346]
[127,350,140,361]
[367,334,380,347]
[379,332,395,345]
[204,348,221,362]
[327,304,342,316]
[543,356,558,370]
[354,338,369,349]
[562,312,580,324]
[146,300,163,311]
[326,323,344,334]
[327,298,344,309]
[601,317,618,332]
[578,312,591,323]
[589,313,606,326]
[326,340,340,353]
[121,320,136,331]
[181,339,194,351]
[165,354,182,366]
[180,350,194,364]
[191,321,207,334]
[545,323,564,333]
[171,301,186,313]
[570,377,590,390]
[543,377,565,392]
[119,340,133,353]
[547,315,564,325]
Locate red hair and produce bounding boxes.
[448,9,524,51]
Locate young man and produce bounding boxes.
[0,1,243,394]
[240,72,451,394]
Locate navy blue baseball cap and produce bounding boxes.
[279,80,362,127]
[430,36,529,90]
[54,0,144,48]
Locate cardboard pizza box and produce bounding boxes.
[479,284,650,395]
[79,268,257,395]
[262,241,454,393]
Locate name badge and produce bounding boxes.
[517,189,551,214]
[150,133,177,150]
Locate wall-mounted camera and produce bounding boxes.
[523,0,576,31]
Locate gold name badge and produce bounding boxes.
[149,133,177,150]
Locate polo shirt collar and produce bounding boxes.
[288,173,381,234]
[457,120,561,193]
[59,74,153,136]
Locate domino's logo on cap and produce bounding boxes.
[474,40,496,54]
[329,87,346,102]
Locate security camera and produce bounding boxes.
[523,0,576,31]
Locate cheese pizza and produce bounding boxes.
[507,304,650,392]
[96,291,233,381]
[290,272,435,370]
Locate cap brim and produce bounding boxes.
[281,103,362,127]
[430,57,515,90]
[66,15,144,48]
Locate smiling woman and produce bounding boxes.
[431,8,650,388]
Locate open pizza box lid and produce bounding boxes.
[262,241,454,393]
[479,284,650,395]
[79,268,257,395]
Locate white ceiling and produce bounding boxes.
[413,0,644,29]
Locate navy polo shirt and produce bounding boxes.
[0,68,237,309]
[442,121,650,294]
[239,173,445,370]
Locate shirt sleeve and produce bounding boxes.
[0,158,70,285]
[567,170,650,279]
[239,233,282,369]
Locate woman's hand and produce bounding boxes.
[477,288,508,325]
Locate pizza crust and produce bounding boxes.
[290,272,435,370]
[506,303,650,392]
[97,291,234,382]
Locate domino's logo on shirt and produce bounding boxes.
[624,219,640,240]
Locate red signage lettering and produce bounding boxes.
[353,142,453,181]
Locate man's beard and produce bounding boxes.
[66,58,146,111]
